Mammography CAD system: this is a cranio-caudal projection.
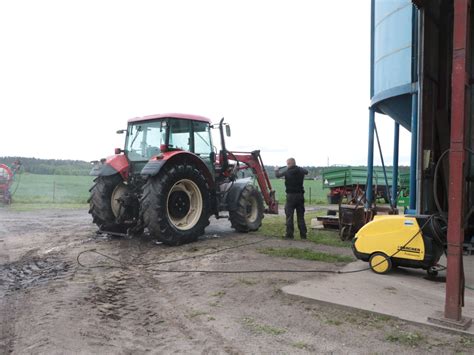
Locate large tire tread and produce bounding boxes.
[141,163,210,246]
[229,185,264,233]
[88,174,127,232]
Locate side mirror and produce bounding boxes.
[114,148,124,154]
[225,125,231,137]
[116,129,126,134]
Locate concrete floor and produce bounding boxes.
[283,254,474,334]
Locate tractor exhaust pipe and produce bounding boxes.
[219,118,230,171]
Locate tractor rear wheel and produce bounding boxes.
[229,184,264,233]
[88,174,128,233]
[141,163,210,246]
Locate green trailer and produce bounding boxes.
[397,171,411,207]
[322,167,393,189]
[322,166,405,204]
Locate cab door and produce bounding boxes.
[192,121,215,177]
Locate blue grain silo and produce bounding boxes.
[367,0,418,210]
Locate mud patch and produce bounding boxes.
[82,271,163,326]
[1,254,71,291]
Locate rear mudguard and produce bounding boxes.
[90,154,129,180]
[221,178,252,211]
[140,159,167,176]
[140,151,214,188]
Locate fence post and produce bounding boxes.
[53,180,56,203]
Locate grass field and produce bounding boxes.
[269,178,327,204]
[6,174,328,208]
[9,173,93,205]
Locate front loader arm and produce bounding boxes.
[226,150,279,214]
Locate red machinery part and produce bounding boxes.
[105,154,130,180]
[0,164,13,188]
[225,150,279,214]
[0,163,14,204]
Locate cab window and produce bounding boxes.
[168,119,191,151]
[126,120,165,161]
[193,121,212,156]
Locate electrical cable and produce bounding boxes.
[433,147,474,219]
[433,149,450,219]
[77,216,436,275]
[430,216,447,244]
[77,236,273,269]
[433,148,474,252]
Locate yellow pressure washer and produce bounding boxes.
[352,215,446,276]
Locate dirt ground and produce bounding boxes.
[1,208,473,354]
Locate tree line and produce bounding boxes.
[0,156,407,178]
[0,157,92,176]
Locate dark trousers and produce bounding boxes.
[285,193,307,238]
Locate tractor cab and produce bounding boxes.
[123,115,215,175]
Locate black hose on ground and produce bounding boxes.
[77,216,437,276]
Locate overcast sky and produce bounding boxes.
[0,0,412,167]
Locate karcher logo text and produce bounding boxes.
[397,246,421,254]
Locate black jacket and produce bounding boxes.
[275,166,308,194]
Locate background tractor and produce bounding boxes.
[89,113,278,245]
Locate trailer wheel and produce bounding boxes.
[88,174,128,233]
[339,226,352,241]
[141,163,210,246]
[369,252,392,274]
[229,185,264,233]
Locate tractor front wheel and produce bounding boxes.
[229,185,264,233]
[141,163,210,246]
[88,174,128,233]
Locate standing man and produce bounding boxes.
[275,158,308,239]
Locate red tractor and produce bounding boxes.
[89,113,278,245]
